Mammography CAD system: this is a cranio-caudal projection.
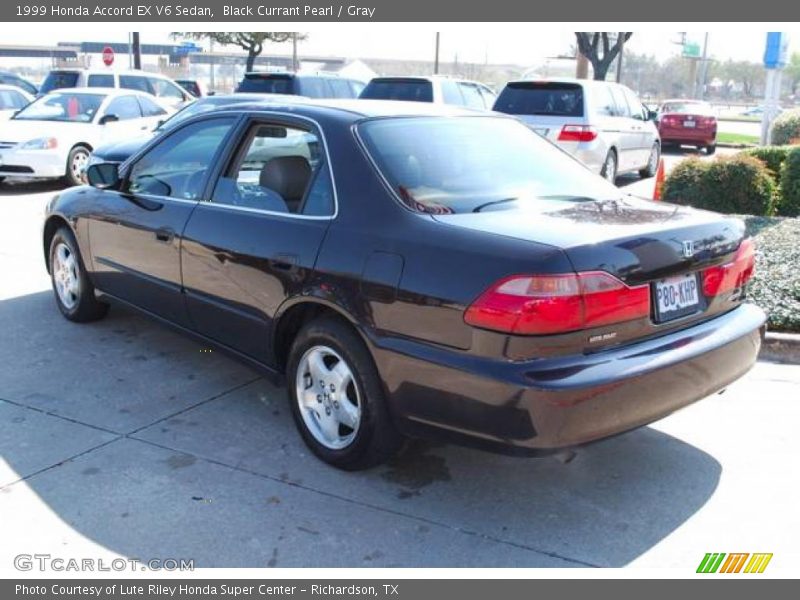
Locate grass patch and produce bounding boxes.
[717,132,760,145]
[743,216,800,332]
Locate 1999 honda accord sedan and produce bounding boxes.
[43,100,766,470]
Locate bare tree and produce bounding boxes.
[171,32,303,71]
[574,32,633,81]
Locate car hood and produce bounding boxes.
[0,118,94,143]
[92,134,152,163]
[432,195,745,285]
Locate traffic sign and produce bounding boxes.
[102,46,114,66]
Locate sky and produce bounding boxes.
[1,26,797,67]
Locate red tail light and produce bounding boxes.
[702,238,756,297]
[464,271,650,335]
[558,125,598,143]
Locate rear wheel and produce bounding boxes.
[705,144,716,155]
[65,145,90,187]
[286,317,404,470]
[639,142,660,178]
[49,227,108,322]
[601,150,617,184]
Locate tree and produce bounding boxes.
[574,32,633,81]
[786,53,800,97]
[171,32,301,71]
[717,60,765,99]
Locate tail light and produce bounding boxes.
[702,238,756,297]
[558,125,598,143]
[464,271,650,335]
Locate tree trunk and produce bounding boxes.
[246,50,257,72]
[575,52,589,79]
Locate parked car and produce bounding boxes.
[657,99,718,154]
[493,78,661,182]
[359,76,497,109]
[0,70,38,96]
[175,79,207,98]
[235,72,364,98]
[0,88,170,186]
[39,68,192,108]
[0,84,33,120]
[46,100,765,469]
[87,93,305,166]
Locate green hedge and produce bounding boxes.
[742,146,791,181]
[779,147,800,217]
[662,155,776,216]
[770,109,800,146]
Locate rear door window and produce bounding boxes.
[592,84,618,116]
[120,75,153,95]
[360,79,434,102]
[88,74,115,88]
[137,95,168,117]
[40,71,80,94]
[608,86,630,118]
[105,95,142,120]
[149,78,186,101]
[493,82,584,117]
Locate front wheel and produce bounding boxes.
[286,317,404,470]
[65,146,90,187]
[639,143,660,178]
[49,227,109,322]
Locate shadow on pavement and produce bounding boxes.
[0,289,723,567]
[0,179,66,197]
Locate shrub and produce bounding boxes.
[778,146,800,217]
[770,109,800,146]
[742,146,791,182]
[663,155,776,216]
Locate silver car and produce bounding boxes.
[493,78,660,182]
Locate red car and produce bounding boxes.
[657,99,717,154]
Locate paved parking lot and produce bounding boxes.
[1,175,798,571]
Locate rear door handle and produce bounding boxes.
[155,228,175,244]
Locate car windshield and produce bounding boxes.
[40,71,80,94]
[13,92,104,123]
[358,116,618,214]
[494,82,584,116]
[660,102,714,115]
[237,75,293,94]
[360,79,434,102]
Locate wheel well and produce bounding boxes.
[272,302,354,373]
[72,142,93,152]
[43,216,69,273]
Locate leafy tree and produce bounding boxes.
[171,32,302,71]
[786,53,800,96]
[574,32,632,81]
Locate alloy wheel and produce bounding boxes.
[52,242,80,310]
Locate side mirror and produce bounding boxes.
[99,114,119,125]
[86,162,121,189]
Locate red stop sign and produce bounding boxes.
[102,46,114,66]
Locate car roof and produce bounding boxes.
[49,68,174,79]
[41,87,151,98]
[0,83,30,92]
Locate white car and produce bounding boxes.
[0,88,172,186]
[0,84,33,121]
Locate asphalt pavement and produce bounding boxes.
[0,175,798,571]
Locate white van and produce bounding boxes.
[39,69,192,108]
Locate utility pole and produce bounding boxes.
[292,33,298,72]
[699,33,710,99]
[209,39,215,92]
[434,32,440,75]
[615,32,625,83]
[132,32,141,70]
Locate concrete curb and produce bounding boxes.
[759,331,800,364]
[716,142,758,149]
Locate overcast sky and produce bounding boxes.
[2,27,797,66]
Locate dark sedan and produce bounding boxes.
[43,100,765,470]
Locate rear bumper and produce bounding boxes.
[659,127,716,145]
[371,303,766,455]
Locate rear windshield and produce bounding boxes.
[494,82,584,117]
[236,75,294,94]
[360,79,434,102]
[358,116,616,215]
[40,71,80,94]
[660,101,714,115]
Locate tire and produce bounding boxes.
[705,144,716,155]
[286,316,404,470]
[601,149,617,184]
[0,176,5,184]
[49,226,109,322]
[64,145,90,187]
[639,142,660,178]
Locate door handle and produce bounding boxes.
[155,228,175,244]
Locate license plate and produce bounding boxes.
[684,120,696,128]
[653,273,700,322]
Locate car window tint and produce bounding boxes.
[40,71,79,94]
[360,79,434,102]
[88,74,114,88]
[177,81,201,97]
[609,86,630,117]
[137,95,167,117]
[236,75,294,94]
[0,89,27,109]
[212,123,324,215]
[349,80,365,97]
[150,78,185,100]
[297,77,330,98]
[494,82,584,117]
[127,117,235,200]
[458,83,485,109]
[478,85,496,109]
[622,87,646,120]
[329,79,353,98]
[441,80,464,105]
[105,95,142,120]
[301,164,335,216]
[119,75,153,94]
[592,85,617,116]
[1,75,36,95]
